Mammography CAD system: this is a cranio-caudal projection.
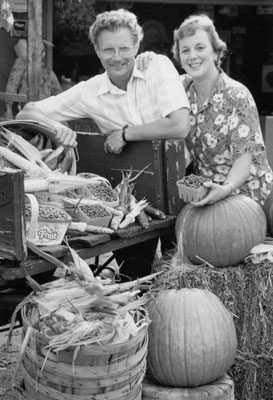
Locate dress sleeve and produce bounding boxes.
[229,86,265,159]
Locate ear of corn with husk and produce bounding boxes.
[110,170,135,230]
[8,244,160,353]
[24,276,152,351]
[0,126,78,181]
[0,126,52,176]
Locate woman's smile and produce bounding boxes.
[188,61,202,69]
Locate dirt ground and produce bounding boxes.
[0,325,23,400]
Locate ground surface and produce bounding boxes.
[0,325,23,400]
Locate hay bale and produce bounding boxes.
[151,252,273,400]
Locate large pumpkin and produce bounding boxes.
[175,194,267,267]
[147,289,237,388]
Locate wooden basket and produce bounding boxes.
[20,304,148,400]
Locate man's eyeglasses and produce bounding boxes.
[98,46,136,60]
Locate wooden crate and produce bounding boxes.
[0,169,26,261]
[76,132,186,215]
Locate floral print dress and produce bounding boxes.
[181,70,273,206]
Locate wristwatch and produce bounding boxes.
[121,124,129,143]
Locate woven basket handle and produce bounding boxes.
[25,193,39,240]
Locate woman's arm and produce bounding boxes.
[193,153,252,206]
[224,153,252,189]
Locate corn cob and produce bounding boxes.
[0,146,47,178]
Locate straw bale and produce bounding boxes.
[151,251,273,400]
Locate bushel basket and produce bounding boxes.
[20,303,148,400]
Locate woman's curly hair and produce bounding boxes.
[172,14,227,68]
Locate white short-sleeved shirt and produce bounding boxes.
[35,54,189,134]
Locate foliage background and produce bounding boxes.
[54,0,97,33]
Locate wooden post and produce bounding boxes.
[27,0,43,101]
[44,0,53,70]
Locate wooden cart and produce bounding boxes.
[0,120,186,323]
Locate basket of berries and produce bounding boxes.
[176,174,211,203]
[76,173,119,207]
[72,203,112,227]
[25,194,71,246]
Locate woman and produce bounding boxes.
[139,14,273,207]
[175,14,273,207]
[5,39,62,119]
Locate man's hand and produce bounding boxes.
[104,130,126,154]
[52,122,77,148]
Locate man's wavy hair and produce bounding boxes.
[89,9,143,46]
[172,14,227,68]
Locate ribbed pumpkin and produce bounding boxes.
[175,194,267,267]
[263,188,273,236]
[147,289,237,388]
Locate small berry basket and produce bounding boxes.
[72,203,112,227]
[25,194,71,246]
[177,174,210,203]
[76,173,119,208]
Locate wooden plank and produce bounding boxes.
[44,0,53,70]
[0,259,57,280]
[152,141,166,210]
[0,170,27,261]
[0,217,175,280]
[165,139,186,215]
[116,217,176,239]
[98,0,273,4]
[27,0,43,102]
[68,233,111,247]
[0,92,27,103]
[63,221,175,264]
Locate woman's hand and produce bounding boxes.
[136,51,154,71]
[193,153,252,206]
[192,181,232,207]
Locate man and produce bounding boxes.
[17,9,190,279]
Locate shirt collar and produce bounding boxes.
[187,69,226,105]
[97,64,146,96]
